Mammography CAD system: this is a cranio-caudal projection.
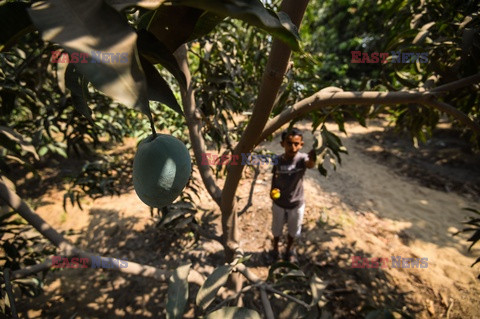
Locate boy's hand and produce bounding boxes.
[306,149,317,168]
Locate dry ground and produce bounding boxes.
[11,120,480,318]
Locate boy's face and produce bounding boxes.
[281,134,304,159]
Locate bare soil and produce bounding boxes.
[12,120,480,318]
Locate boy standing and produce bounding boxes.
[270,128,316,263]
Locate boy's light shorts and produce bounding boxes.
[272,202,305,238]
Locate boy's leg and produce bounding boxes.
[285,203,305,261]
[271,203,285,259]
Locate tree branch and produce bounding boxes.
[431,72,480,93]
[0,181,205,286]
[260,286,275,319]
[3,269,18,319]
[256,87,480,146]
[256,90,433,145]
[174,44,222,205]
[234,263,310,309]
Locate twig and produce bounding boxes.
[263,284,311,309]
[260,286,275,319]
[234,263,311,309]
[446,298,454,319]
[3,268,19,319]
[174,45,222,205]
[11,257,53,280]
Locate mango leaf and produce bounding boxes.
[105,0,165,11]
[169,0,301,51]
[0,2,34,52]
[137,29,187,89]
[267,260,299,282]
[64,64,93,121]
[147,5,204,52]
[187,11,225,41]
[412,21,435,44]
[205,307,261,319]
[309,274,327,308]
[166,263,190,319]
[28,0,152,122]
[140,56,183,115]
[0,126,39,160]
[196,265,232,310]
[159,207,190,227]
[320,128,347,164]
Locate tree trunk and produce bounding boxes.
[220,0,310,262]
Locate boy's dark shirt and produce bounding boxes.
[271,152,308,209]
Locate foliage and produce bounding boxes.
[0,209,57,315]
[297,0,480,145]
[455,208,480,279]
[0,0,479,317]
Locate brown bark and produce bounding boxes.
[174,45,222,205]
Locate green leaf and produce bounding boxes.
[0,2,34,52]
[159,206,191,227]
[28,0,152,121]
[463,208,480,215]
[205,307,261,319]
[309,274,327,308]
[65,64,93,121]
[267,260,299,282]
[170,0,301,51]
[147,5,204,52]
[105,0,165,11]
[137,29,187,89]
[196,265,232,310]
[140,57,183,115]
[187,11,225,41]
[166,263,190,319]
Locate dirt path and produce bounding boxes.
[17,121,480,318]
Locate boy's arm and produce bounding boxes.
[306,149,317,169]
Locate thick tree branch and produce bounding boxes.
[256,86,480,146]
[0,181,204,286]
[175,45,222,205]
[257,90,432,145]
[220,0,310,261]
[431,72,480,93]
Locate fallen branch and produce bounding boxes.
[0,181,204,286]
[234,263,311,309]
